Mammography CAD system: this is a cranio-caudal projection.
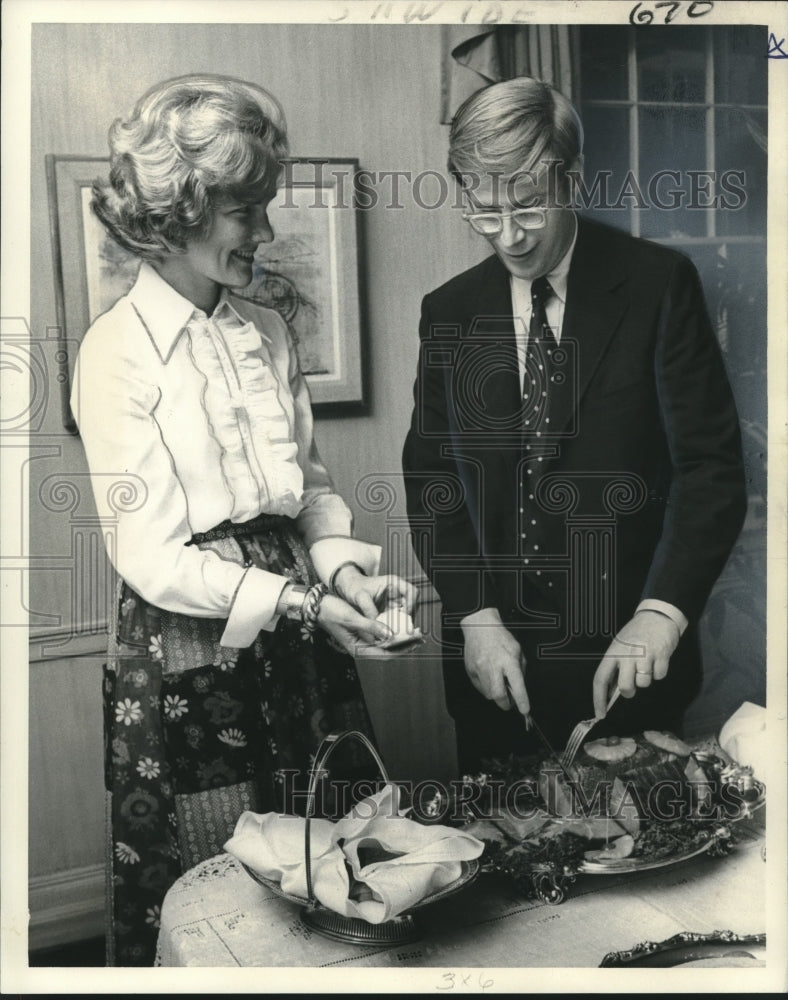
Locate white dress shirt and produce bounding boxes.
[72,263,379,648]
[462,220,688,636]
[509,220,576,371]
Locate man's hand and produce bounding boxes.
[593,610,681,717]
[461,608,529,714]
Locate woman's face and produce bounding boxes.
[156,186,276,313]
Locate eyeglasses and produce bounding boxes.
[462,207,547,236]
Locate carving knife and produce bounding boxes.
[503,676,578,787]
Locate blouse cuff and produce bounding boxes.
[309,536,382,588]
[220,566,290,648]
[635,599,688,636]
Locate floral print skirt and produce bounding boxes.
[103,515,375,966]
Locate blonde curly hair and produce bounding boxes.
[92,73,288,260]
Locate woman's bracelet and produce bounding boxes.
[328,560,367,594]
[302,582,329,633]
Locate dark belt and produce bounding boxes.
[187,512,293,546]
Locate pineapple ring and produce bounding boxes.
[643,730,692,756]
[583,736,637,762]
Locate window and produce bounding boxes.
[577,25,767,470]
[578,25,767,245]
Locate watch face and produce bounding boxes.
[280,584,308,619]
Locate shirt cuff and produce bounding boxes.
[636,599,689,636]
[460,607,503,627]
[309,536,381,587]
[220,567,290,648]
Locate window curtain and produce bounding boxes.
[440,24,580,124]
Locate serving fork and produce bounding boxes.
[559,686,622,770]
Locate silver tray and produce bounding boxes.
[581,776,765,876]
[579,822,736,875]
[470,753,765,904]
[600,929,766,967]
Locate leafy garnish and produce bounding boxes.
[632,815,721,859]
[481,833,589,897]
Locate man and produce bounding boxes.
[402,78,746,773]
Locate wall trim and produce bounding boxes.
[28,863,105,953]
[29,624,109,664]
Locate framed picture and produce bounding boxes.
[46,154,366,431]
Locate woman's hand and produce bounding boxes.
[332,565,418,620]
[316,592,395,656]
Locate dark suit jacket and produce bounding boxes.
[402,218,747,732]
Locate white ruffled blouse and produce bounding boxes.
[72,263,379,648]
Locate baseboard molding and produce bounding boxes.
[28,863,105,953]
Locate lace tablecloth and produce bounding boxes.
[155,816,765,968]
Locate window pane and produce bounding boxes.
[639,106,707,238]
[714,26,768,105]
[579,26,629,101]
[714,108,767,238]
[637,27,706,103]
[578,104,632,232]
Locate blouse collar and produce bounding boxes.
[129,262,252,364]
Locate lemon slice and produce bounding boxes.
[584,833,635,862]
[584,736,637,762]
[643,730,692,756]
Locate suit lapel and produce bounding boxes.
[454,222,632,443]
[549,218,630,437]
[456,255,520,434]
[445,257,519,554]
[450,226,632,500]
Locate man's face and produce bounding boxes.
[464,164,578,281]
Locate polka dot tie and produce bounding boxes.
[522,277,556,582]
[522,276,556,430]
[529,276,555,346]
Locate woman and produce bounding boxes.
[72,73,415,965]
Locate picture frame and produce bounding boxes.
[45,154,367,432]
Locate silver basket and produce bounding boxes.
[243,729,479,945]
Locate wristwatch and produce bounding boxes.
[276,583,308,620]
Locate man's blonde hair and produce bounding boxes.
[448,77,583,191]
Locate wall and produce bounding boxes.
[29,21,481,948]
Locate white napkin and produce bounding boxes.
[224,784,484,923]
[224,811,342,901]
[718,701,767,780]
[374,605,424,650]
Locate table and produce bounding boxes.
[156,816,765,968]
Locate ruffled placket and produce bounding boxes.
[185,309,305,523]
